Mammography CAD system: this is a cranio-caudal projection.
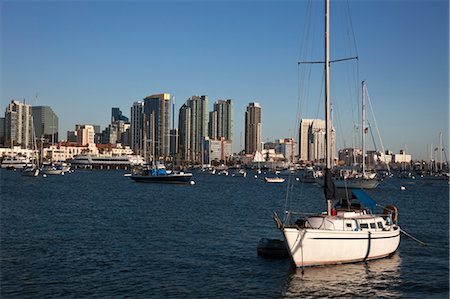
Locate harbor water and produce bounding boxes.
[1,170,449,298]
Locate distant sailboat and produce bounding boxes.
[253,151,265,174]
[22,115,40,177]
[423,132,449,180]
[332,81,379,189]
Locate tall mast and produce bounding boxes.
[439,132,443,171]
[143,113,147,163]
[324,0,333,215]
[325,0,331,169]
[362,80,366,175]
[172,96,176,169]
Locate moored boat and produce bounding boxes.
[40,163,64,175]
[21,165,40,177]
[277,188,400,267]
[129,162,193,184]
[332,177,379,189]
[1,156,32,169]
[68,154,144,169]
[264,177,285,183]
[277,0,400,268]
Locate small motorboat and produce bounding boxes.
[264,177,285,183]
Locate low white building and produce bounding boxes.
[275,138,296,163]
[44,143,135,162]
[0,146,33,158]
[203,137,232,164]
[393,151,412,163]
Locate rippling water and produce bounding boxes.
[1,169,448,298]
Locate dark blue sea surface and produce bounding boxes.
[1,169,449,298]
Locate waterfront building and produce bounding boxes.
[170,128,178,161]
[102,120,130,145]
[143,93,171,160]
[275,138,296,163]
[178,103,191,162]
[130,101,144,156]
[210,99,233,142]
[43,142,134,162]
[366,150,393,168]
[378,151,393,165]
[4,100,32,148]
[67,130,77,143]
[338,148,362,166]
[0,117,5,145]
[76,124,95,146]
[203,137,232,165]
[261,148,284,162]
[32,106,59,144]
[298,118,335,164]
[393,150,412,163]
[245,102,262,155]
[178,95,208,163]
[208,110,217,140]
[107,108,130,145]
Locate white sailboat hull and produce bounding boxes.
[40,169,63,175]
[282,226,400,267]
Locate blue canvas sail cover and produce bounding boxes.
[351,189,376,210]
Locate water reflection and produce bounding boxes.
[282,254,402,298]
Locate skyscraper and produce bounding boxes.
[178,103,191,161]
[143,93,171,160]
[76,124,95,145]
[131,101,144,155]
[209,99,233,142]
[298,119,335,163]
[178,95,208,162]
[31,106,59,144]
[245,102,262,155]
[4,100,32,148]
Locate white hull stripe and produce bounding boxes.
[311,234,400,240]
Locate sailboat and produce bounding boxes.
[22,115,40,177]
[333,81,379,189]
[129,95,193,184]
[130,161,193,184]
[275,0,400,267]
[423,133,449,180]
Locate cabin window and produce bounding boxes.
[360,223,369,229]
[377,222,383,229]
[370,223,376,229]
[346,223,352,228]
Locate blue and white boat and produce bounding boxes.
[129,162,193,184]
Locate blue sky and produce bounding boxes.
[1,0,448,160]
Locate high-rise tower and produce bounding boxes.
[244,102,262,155]
[130,101,144,155]
[4,100,32,148]
[178,95,208,162]
[298,118,335,163]
[209,99,233,142]
[143,93,171,160]
[31,106,59,144]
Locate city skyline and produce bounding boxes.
[1,0,448,159]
